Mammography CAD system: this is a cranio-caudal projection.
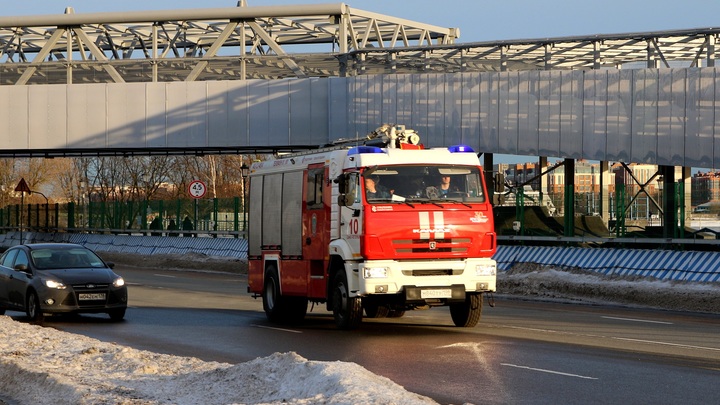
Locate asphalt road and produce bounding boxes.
[16,265,720,405]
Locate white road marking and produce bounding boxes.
[504,325,720,353]
[254,325,303,334]
[611,337,720,352]
[153,274,176,278]
[501,363,598,380]
[601,316,673,325]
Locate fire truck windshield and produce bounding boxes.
[363,165,485,203]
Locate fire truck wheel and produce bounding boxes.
[332,271,362,329]
[263,266,286,323]
[364,303,389,318]
[449,293,482,327]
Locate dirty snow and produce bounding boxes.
[1,253,719,404]
[499,262,720,314]
[0,316,437,404]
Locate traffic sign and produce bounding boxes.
[188,180,207,199]
[15,178,31,193]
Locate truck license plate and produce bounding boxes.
[79,293,106,301]
[421,289,452,299]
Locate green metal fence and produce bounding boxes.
[0,197,247,237]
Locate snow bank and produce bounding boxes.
[499,262,720,313]
[0,316,436,405]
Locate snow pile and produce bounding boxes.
[0,317,436,405]
[499,262,720,313]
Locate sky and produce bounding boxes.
[5,0,720,44]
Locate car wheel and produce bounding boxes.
[449,293,482,327]
[332,271,362,329]
[26,290,45,324]
[108,308,126,322]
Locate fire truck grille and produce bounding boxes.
[401,269,463,276]
[392,238,471,254]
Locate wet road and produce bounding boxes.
[22,265,720,404]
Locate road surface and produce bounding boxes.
[13,265,719,404]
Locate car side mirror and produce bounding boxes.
[106,262,115,269]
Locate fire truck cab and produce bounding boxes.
[247,125,497,329]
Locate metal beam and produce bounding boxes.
[72,28,125,83]
[15,28,65,85]
[185,21,238,82]
[0,4,348,27]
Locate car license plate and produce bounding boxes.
[79,293,106,301]
[421,289,452,299]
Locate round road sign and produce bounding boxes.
[188,180,207,199]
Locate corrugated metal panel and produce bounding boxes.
[2,232,719,282]
[493,245,720,282]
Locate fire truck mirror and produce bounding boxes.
[336,173,357,207]
[338,193,356,207]
[334,173,346,190]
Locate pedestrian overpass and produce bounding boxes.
[1,3,720,240]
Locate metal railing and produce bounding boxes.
[0,197,248,238]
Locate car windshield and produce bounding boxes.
[362,165,486,203]
[30,248,106,270]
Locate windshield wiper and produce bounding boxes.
[443,199,472,208]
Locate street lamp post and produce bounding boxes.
[240,163,249,238]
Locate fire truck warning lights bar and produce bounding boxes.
[448,145,475,153]
[348,146,384,155]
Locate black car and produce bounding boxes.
[0,243,127,323]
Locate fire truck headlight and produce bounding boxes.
[475,264,496,276]
[364,267,389,279]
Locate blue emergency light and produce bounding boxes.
[348,146,384,155]
[448,145,475,153]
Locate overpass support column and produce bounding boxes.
[661,165,677,238]
[682,166,691,229]
[564,159,575,237]
[539,156,548,207]
[600,161,610,224]
[484,153,494,202]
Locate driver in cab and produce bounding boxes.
[365,175,390,200]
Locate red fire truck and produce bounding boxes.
[247,125,497,329]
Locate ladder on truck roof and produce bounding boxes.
[276,124,421,158]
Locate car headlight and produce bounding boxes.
[475,264,496,276]
[363,267,388,278]
[44,279,66,289]
[113,277,125,288]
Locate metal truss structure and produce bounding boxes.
[1,3,720,84]
[0,3,456,84]
[350,28,720,75]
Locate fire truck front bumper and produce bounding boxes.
[403,284,467,303]
[356,258,497,297]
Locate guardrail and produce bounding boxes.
[3,231,718,283]
[0,231,248,259]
